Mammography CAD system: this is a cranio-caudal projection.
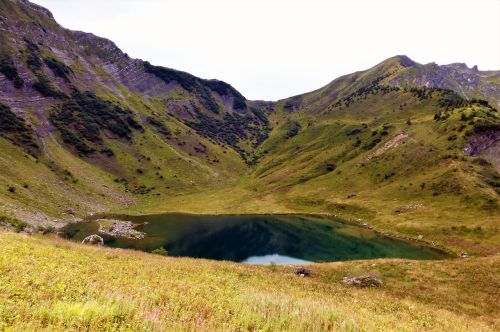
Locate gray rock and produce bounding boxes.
[342,274,383,288]
[82,234,104,246]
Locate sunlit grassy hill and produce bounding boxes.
[1,231,498,331]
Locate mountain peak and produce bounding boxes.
[393,55,416,67]
[379,55,416,68]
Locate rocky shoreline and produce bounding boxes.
[97,219,146,239]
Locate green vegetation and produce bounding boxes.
[22,38,67,98]
[32,73,67,98]
[49,91,143,154]
[151,246,168,256]
[44,57,72,82]
[0,232,497,331]
[0,102,38,153]
[144,61,222,114]
[0,215,27,232]
[184,109,270,159]
[146,116,171,138]
[204,79,247,109]
[0,1,498,329]
[24,37,43,72]
[0,55,24,88]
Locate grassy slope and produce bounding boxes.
[0,0,249,224]
[127,87,499,256]
[0,231,498,331]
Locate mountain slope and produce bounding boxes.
[0,0,269,225]
[0,0,498,255]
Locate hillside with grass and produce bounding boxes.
[1,232,498,331]
[0,0,499,330]
[0,0,498,257]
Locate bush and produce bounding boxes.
[0,56,24,88]
[37,225,56,234]
[50,90,142,154]
[0,102,39,153]
[204,79,247,110]
[146,117,171,137]
[151,247,168,256]
[44,57,72,81]
[32,74,66,98]
[325,163,336,172]
[284,121,301,139]
[0,215,27,232]
[144,61,221,114]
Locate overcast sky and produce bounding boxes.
[33,0,500,101]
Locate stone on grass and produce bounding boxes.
[342,274,383,288]
[82,234,104,246]
[295,267,311,277]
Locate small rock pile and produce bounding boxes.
[342,274,383,288]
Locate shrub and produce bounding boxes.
[37,225,56,234]
[26,52,43,71]
[44,57,72,81]
[32,73,66,98]
[204,79,246,110]
[50,90,142,154]
[146,117,171,137]
[0,56,24,88]
[0,215,27,232]
[0,101,39,153]
[284,121,301,139]
[151,247,168,256]
[325,163,336,172]
[144,61,221,114]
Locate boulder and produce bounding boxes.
[294,267,311,277]
[82,234,104,246]
[342,274,383,288]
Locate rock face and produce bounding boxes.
[388,59,500,108]
[82,234,104,246]
[342,274,383,288]
[463,129,500,171]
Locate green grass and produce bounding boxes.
[0,231,498,331]
[0,3,498,329]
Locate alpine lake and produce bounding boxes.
[62,213,449,264]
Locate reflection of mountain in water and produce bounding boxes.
[242,254,312,265]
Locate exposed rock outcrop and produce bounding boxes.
[463,128,500,171]
[97,219,145,239]
[82,234,104,246]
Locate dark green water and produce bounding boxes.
[62,214,448,264]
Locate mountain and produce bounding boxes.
[0,0,499,255]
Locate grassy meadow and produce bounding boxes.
[0,231,498,331]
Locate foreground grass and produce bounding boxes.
[1,231,498,331]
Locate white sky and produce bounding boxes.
[32,0,500,101]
